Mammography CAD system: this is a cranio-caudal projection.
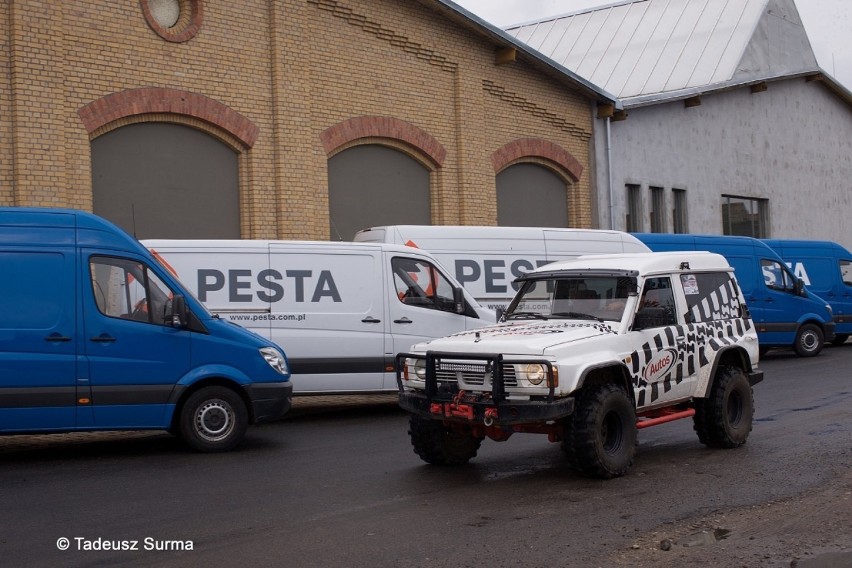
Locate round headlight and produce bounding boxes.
[523,363,546,385]
[413,358,427,379]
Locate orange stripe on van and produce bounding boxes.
[150,249,180,279]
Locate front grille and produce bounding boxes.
[434,360,518,388]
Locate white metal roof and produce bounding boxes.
[419,0,620,106]
[507,0,819,106]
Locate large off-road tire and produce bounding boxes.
[408,416,482,466]
[831,333,849,346]
[793,323,824,357]
[560,415,578,470]
[693,366,754,448]
[564,383,636,479]
[179,386,248,452]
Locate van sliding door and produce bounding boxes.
[267,245,386,393]
[0,250,77,431]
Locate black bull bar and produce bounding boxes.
[395,352,575,426]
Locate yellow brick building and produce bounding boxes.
[0,0,617,239]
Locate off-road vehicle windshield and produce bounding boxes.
[505,275,635,323]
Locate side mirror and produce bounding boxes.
[495,307,505,322]
[453,287,466,314]
[795,278,805,296]
[168,295,187,328]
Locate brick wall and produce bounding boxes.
[0,0,597,238]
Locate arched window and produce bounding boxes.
[328,145,430,240]
[91,123,240,239]
[496,163,568,227]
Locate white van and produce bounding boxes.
[143,240,493,394]
[353,226,650,311]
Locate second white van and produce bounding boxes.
[353,225,650,311]
[143,240,493,394]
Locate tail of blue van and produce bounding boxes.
[763,239,852,346]
[635,233,834,357]
[0,208,292,451]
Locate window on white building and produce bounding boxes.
[672,188,687,233]
[626,184,642,232]
[722,195,768,238]
[649,186,665,233]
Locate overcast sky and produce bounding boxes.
[454,0,852,91]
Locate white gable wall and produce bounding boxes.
[594,77,852,248]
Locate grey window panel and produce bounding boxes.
[497,163,568,227]
[328,145,430,241]
[92,123,240,239]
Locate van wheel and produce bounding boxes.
[831,333,849,346]
[794,323,824,357]
[693,366,753,448]
[566,384,636,479]
[408,416,482,465]
[179,386,248,452]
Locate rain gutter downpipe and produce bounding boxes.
[606,116,614,230]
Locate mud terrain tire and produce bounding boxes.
[694,366,754,448]
[565,383,636,479]
[408,416,482,465]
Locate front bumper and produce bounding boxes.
[824,322,836,343]
[399,389,575,426]
[397,352,574,426]
[246,381,293,423]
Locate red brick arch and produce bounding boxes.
[78,87,259,148]
[320,116,446,167]
[492,138,583,182]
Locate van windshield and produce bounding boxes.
[505,275,635,323]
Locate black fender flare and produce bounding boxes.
[577,362,636,405]
[700,345,753,399]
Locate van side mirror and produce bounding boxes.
[795,278,805,296]
[453,287,466,314]
[168,295,187,328]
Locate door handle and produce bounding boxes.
[45,333,72,342]
[394,317,413,324]
[361,316,381,324]
[90,334,116,343]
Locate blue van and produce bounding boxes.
[0,208,292,451]
[763,239,852,345]
[635,234,834,357]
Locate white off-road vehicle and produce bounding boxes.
[397,252,764,478]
